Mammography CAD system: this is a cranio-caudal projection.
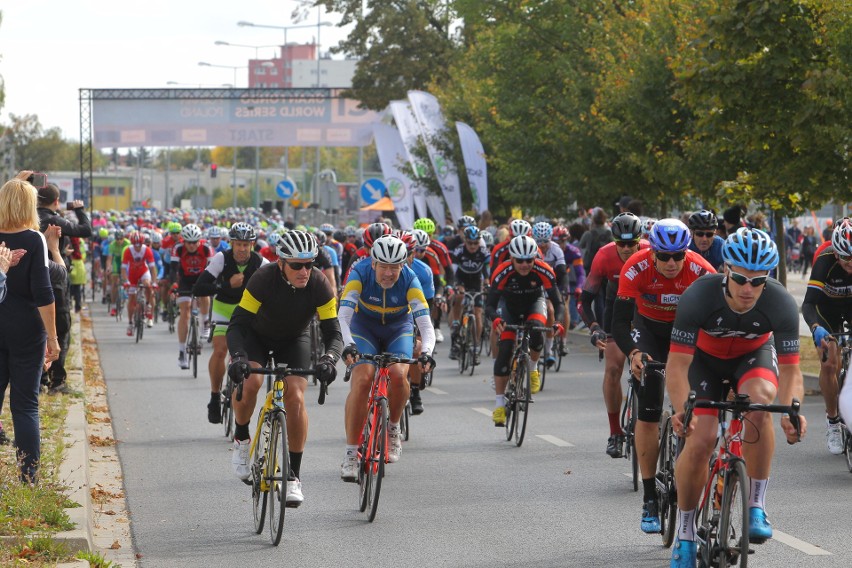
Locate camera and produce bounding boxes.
[27,172,48,189]
[67,202,76,210]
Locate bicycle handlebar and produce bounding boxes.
[682,391,802,444]
[502,323,550,333]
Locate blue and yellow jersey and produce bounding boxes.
[340,261,430,323]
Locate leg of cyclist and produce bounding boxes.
[230,359,264,481]
[448,284,465,359]
[817,339,842,454]
[543,300,555,369]
[384,324,415,463]
[342,362,375,481]
[603,339,627,457]
[144,282,155,327]
[635,365,665,534]
[491,319,513,426]
[197,296,211,339]
[207,335,228,423]
[177,295,191,369]
[409,337,424,414]
[527,298,548,394]
[473,304,483,365]
[125,288,137,335]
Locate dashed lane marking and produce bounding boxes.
[472,407,493,417]
[425,387,448,395]
[774,530,832,556]
[536,434,574,447]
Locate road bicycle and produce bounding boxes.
[209,322,235,441]
[825,331,852,472]
[683,390,801,567]
[166,288,179,334]
[114,281,125,322]
[503,320,549,447]
[234,361,324,546]
[132,285,147,343]
[344,352,417,522]
[457,291,482,375]
[657,403,680,548]
[186,296,202,378]
[620,362,640,492]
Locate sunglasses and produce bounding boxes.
[655,251,686,262]
[728,270,768,287]
[693,230,715,238]
[514,258,535,264]
[837,253,852,263]
[284,261,313,271]
[465,240,480,246]
[616,240,639,248]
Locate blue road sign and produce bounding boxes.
[360,178,386,205]
[276,179,295,199]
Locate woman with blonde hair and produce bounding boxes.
[0,173,59,483]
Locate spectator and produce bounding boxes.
[822,219,834,243]
[37,184,92,264]
[787,219,802,244]
[0,174,59,483]
[0,243,12,304]
[801,226,818,278]
[42,225,73,395]
[68,237,86,313]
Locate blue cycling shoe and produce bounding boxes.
[670,538,697,567]
[748,507,772,542]
[641,499,661,533]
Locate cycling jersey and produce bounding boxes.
[170,242,213,293]
[193,249,266,305]
[150,247,165,279]
[451,243,490,289]
[801,246,852,332]
[689,236,724,269]
[121,244,155,285]
[109,239,130,274]
[211,240,230,254]
[489,239,512,273]
[580,240,650,331]
[410,258,436,301]
[485,259,564,323]
[562,242,585,290]
[428,240,452,271]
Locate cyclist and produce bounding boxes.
[612,218,715,535]
[449,225,490,362]
[226,229,341,507]
[120,231,157,335]
[408,229,437,414]
[532,221,567,368]
[207,226,230,253]
[193,222,267,424]
[801,217,852,454]
[170,224,213,369]
[414,217,451,343]
[580,212,648,458]
[107,230,130,316]
[342,222,392,282]
[445,214,476,252]
[338,235,436,480]
[490,219,531,273]
[667,228,807,567]
[686,210,724,270]
[259,232,280,262]
[486,235,563,426]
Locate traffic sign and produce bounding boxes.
[360,178,386,205]
[276,179,295,199]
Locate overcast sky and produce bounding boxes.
[0,0,350,140]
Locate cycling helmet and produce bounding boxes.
[371,235,408,264]
[208,226,223,239]
[463,225,481,241]
[552,225,569,241]
[531,221,553,243]
[343,226,357,237]
[129,231,144,245]
[457,215,476,229]
[313,230,327,245]
[267,232,281,247]
[413,218,436,235]
[363,222,392,249]
[642,218,657,236]
[510,219,532,238]
[277,230,318,260]
[320,223,335,235]
[508,235,538,260]
[412,229,431,249]
[648,219,690,252]
[687,210,718,231]
[332,230,345,243]
[114,229,125,241]
[168,222,182,234]
[610,213,643,241]
[181,224,203,243]
[722,227,779,271]
[229,222,256,241]
[98,228,109,239]
[395,230,416,253]
[831,218,852,257]
[481,231,494,246]
[150,232,163,245]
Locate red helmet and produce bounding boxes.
[552,225,569,240]
[129,231,144,245]
[363,222,392,249]
[394,230,416,253]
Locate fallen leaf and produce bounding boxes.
[109,540,121,549]
[563,469,572,475]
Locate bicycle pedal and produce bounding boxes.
[241,478,252,487]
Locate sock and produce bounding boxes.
[210,392,219,404]
[180,343,186,353]
[289,451,302,480]
[608,412,621,436]
[527,358,536,372]
[642,478,656,503]
[544,339,552,358]
[410,386,420,398]
[496,394,505,408]
[677,509,696,541]
[234,421,250,441]
[345,445,358,458]
[749,477,769,510]
[828,414,841,424]
[389,421,400,432]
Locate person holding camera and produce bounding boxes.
[36,182,91,394]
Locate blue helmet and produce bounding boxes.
[463,225,480,241]
[722,227,779,271]
[531,222,553,243]
[648,219,691,253]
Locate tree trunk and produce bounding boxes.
[774,210,787,288]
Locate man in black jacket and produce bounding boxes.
[37,184,91,394]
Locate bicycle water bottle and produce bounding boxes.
[713,474,724,510]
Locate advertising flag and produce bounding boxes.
[373,124,415,229]
[456,122,488,214]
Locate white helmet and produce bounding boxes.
[371,235,408,264]
[508,235,538,260]
[412,229,431,249]
[277,230,318,260]
[181,224,202,242]
[510,219,532,238]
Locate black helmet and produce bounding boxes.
[687,210,718,231]
[610,213,642,241]
[229,222,257,241]
[457,215,476,230]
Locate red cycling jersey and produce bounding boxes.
[617,248,715,322]
[584,240,651,295]
[428,240,452,269]
[259,245,278,263]
[121,244,155,284]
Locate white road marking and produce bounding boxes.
[774,530,832,556]
[425,387,448,395]
[472,407,493,417]
[536,434,574,447]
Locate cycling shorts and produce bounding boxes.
[211,299,238,338]
[351,315,414,359]
[242,325,312,381]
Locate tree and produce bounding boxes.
[302,0,458,110]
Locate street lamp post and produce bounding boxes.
[197,62,247,88]
[236,20,332,47]
[214,40,279,60]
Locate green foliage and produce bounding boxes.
[76,549,117,567]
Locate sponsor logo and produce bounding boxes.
[672,329,696,342]
[661,293,680,305]
[689,262,703,276]
[700,380,708,391]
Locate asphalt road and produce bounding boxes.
[91,288,847,568]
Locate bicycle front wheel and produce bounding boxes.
[251,421,269,534]
[366,398,387,522]
[267,412,289,546]
[718,460,749,567]
[657,412,678,548]
[630,388,639,492]
[190,319,199,378]
[555,336,564,372]
[222,380,234,440]
[401,401,410,442]
[514,363,530,447]
[466,318,477,376]
[505,374,517,441]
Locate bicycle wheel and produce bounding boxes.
[505,374,517,441]
[190,318,199,378]
[845,425,852,473]
[457,327,468,374]
[168,301,176,334]
[252,420,269,534]
[222,380,234,439]
[135,303,144,343]
[366,398,387,522]
[267,412,289,546]
[401,400,410,442]
[717,460,749,567]
[358,416,372,513]
[537,359,547,391]
[514,363,530,447]
[466,318,477,376]
[657,412,678,548]
[629,388,639,492]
